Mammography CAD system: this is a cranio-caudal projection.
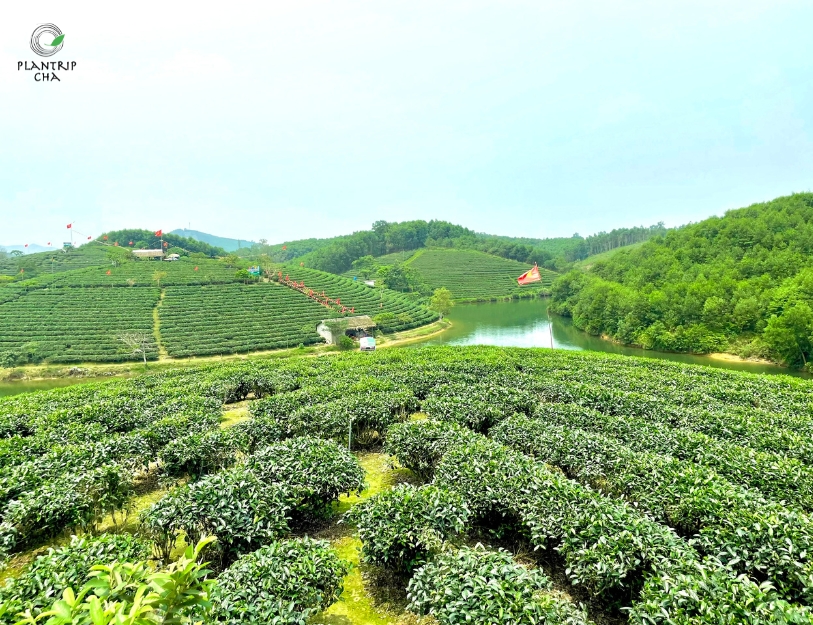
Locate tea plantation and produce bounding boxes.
[407,248,557,300]
[0,346,812,624]
[0,260,437,364]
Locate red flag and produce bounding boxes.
[87,236,91,240]
[285,274,289,281]
[114,242,119,246]
[106,270,111,275]
[351,307,355,313]
[47,242,51,246]
[24,243,28,248]
[163,242,168,247]
[66,224,72,229]
[103,235,108,240]
[194,266,199,271]
[282,245,287,250]
[336,298,341,305]
[517,264,542,285]
[129,241,133,246]
[155,229,162,237]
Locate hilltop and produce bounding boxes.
[551,193,813,368]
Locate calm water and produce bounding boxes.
[412,299,809,378]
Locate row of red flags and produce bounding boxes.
[278,271,355,315]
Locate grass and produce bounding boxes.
[312,452,420,624]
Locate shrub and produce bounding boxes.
[159,428,239,478]
[385,420,477,481]
[210,538,349,624]
[337,335,355,351]
[140,467,291,566]
[246,437,365,522]
[407,545,590,625]
[345,484,469,575]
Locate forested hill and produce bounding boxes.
[550,193,813,368]
[242,219,667,274]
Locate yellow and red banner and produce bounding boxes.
[517,264,542,285]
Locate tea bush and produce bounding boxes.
[210,538,349,624]
[345,484,469,574]
[407,545,590,625]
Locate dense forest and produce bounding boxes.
[244,220,667,274]
[551,193,813,369]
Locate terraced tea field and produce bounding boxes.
[0,287,159,363]
[407,248,556,300]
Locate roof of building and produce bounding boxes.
[132,249,165,257]
[319,315,377,329]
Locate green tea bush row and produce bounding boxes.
[252,390,418,449]
[532,402,813,511]
[0,287,160,363]
[143,437,364,565]
[421,382,537,433]
[385,420,478,481]
[492,415,813,602]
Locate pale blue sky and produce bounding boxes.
[1,1,812,247]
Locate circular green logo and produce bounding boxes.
[31,24,64,57]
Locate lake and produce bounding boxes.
[411,298,809,378]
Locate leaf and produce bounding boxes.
[50,34,65,46]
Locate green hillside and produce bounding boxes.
[241,219,668,274]
[407,249,556,301]
[0,253,437,365]
[551,193,813,368]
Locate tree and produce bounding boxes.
[235,269,251,284]
[222,254,240,268]
[429,288,454,318]
[9,250,23,258]
[107,247,133,267]
[763,303,813,366]
[119,332,153,365]
[152,270,168,288]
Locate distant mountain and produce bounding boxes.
[2,244,52,254]
[170,229,255,252]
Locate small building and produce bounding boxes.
[364,280,375,287]
[133,249,165,260]
[316,315,377,344]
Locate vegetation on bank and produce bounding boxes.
[551,193,813,369]
[0,347,812,623]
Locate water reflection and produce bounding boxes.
[412,299,808,378]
